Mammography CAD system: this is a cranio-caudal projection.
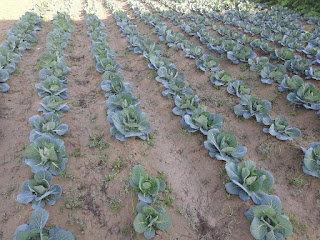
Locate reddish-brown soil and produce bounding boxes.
[0,0,319,240]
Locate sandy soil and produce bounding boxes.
[0,0,319,239]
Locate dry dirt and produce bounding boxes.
[0,0,319,240]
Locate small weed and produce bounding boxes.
[102,174,116,189]
[88,65,94,71]
[64,188,83,210]
[88,133,109,150]
[163,194,174,207]
[219,166,230,185]
[3,184,17,199]
[267,188,275,195]
[122,225,136,239]
[68,212,86,233]
[290,175,304,187]
[201,179,211,185]
[240,63,249,72]
[89,113,98,123]
[110,157,127,173]
[239,74,248,81]
[70,146,84,157]
[196,82,207,91]
[60,168,78,181]
[218,100,225,107]
[107,197,125,212]
[287,213,308,235]
[257,143,274,157]
[146,133,157,149]
[178,208,184,215]
[1,213,7,223]
[290,104,299,116]
[147,70,157,80]
[99,153,109,165]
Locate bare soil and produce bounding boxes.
[0,0,319,240]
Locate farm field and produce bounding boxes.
[0,0,319,239]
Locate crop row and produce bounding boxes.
[13,1,76,239]
[85,0,151,142]
[104,0,299,239]
[0,0,51,93]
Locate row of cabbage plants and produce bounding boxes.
[142,0,320,117]
[85,2,169,238]
[85,0,151,142]
[161,0,320,79]
[105,0,296,239]
[13,1,75,239]
[129,0,304,143]
[183,0,319,43]
[0,10,43,92]
[137,0,320,178]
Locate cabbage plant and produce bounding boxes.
[177,40,194,51]
[36,76,69,99]
[39,52,60,68]
[263,116,301,140]
[227,45,256,64]
[38,96,70,117]
[301,142,320,178]
[210,70,233,87]
[313,51,320,65]
[130,165,166,203]
[275,47,295,61]
[225,160,274,204]
[278,75,304,92]
[172,94,199,116]
[96,58,121,73]
[148,56,175,70]
[101,76,132,98]
[39,60,70,83]
[17,171,62,209]
[108,106,151,141]
[23,135,68,175]
[234,95,271,124]
[248,57,269,72]
[260,64,287,84]
[227,80,252,97]
[196,54,220,72]
[106,92,139,114]
[134,202,172,239]
[206,36,223,51]
[218,40,237,56]
[184,45,205,59]
[204,129,247,163]
[29,113,68,141]
[13,209,74,240]
[287,83,320,110]
[162,79,193,98]
[0,67,10,92]
[305,67,320,81]
[166,32,184,48]
[156,66,184,85]
[244,195,293,240]
[285,56,311,75]
[181,107,223,135]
